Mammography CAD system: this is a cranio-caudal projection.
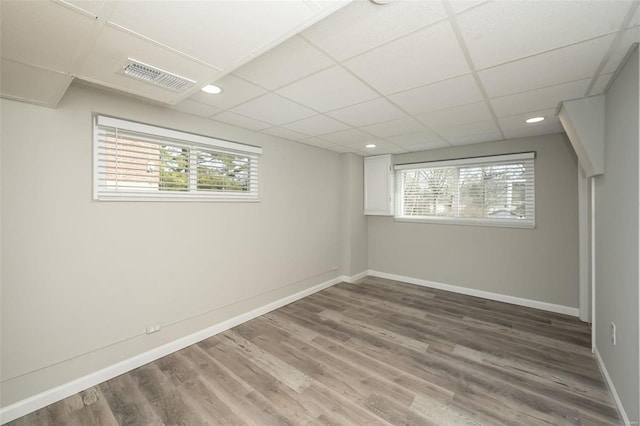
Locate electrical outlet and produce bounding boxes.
[610,322,616,345]
[146,324,161,334]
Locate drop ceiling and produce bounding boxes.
[2,0,639,156]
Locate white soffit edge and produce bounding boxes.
[558,95,605,177]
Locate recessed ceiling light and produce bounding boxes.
[201,84,222,94]
[365,143,377,148]
[525,116,545,124]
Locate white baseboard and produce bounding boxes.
[343,270,368,283]
[594,347,631,426]
[0,270,580,424]
[367,270,580,317]
[0,275,346,425]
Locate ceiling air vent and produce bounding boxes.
[120,59,195,92]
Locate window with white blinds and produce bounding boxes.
[395,152,535,228]
[93,115,262,201]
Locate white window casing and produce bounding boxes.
[93,114,262,202]
[394,152,535,228]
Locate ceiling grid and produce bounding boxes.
[2,0,639,155]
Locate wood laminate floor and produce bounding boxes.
[9,277,620,425]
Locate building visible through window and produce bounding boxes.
[94,115,262,201]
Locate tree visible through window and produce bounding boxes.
[159,145,189,191]
[196,150,250,192]
[395,153,535,227]
[95,115,261,201]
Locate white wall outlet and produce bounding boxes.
[331,265,339,271]
[610,322,616,345]
[146,324,161,334]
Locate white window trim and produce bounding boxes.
[93,114,262,202]
[394,152,535,228]
[394,152,534,171]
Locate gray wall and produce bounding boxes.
[595,47,640,422]
[341,153,368,277]
[0,84,346,406]
[368,133,580,308]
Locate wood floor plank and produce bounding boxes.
[205,337,317,425]
[130,363,204,425]
[324,284,602,383]
[177,376,247,426]
[8,276,621,426]
[185,345,288,426]
[98,374,164,426]
[409,394,484,426]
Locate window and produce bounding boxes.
[395,152,535,228]
[93,115,262,201]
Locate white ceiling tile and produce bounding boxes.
[502,121,564,140]
[0,59,72,107]
[63,1,106,17]
[189,74,267,110]
[320,128,377,145]
[388,74,483,115]
[229,93,316,126]
[345,140,407,155]
[490,79,591,117]
[370,146,407,155]
[361,117,427,138]
[458,0,630,69]
[498,109,564,139]
[78,25,222,104]
[169,99,221,118]
[417,101,493,128]
[302,0,447,61]
[283,115,350,136]
[589,73,614,96]
[447,134,503,146]
[449,0,488,14]
[498,108,557,127]
[107,1,317,70]
[211,111,271,131]
[276,66,378,112]
[233,36,334,90]
[300,137,339,149]
[435,120,502,145]
[327,98,406,127]
[344,20,470,95]
[478,35,615,98]
[386,131,448,148]
[393,140,451,152]
[327,144,367,155]
[262,127,308,141]
[0,1,95,72]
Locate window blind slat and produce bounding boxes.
[395,154,535,228]
[94,114,261,201]
[97,115,263,155]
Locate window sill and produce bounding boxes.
[394,216,535,229]
[95,193,261,203]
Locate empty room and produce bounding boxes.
[1,0,639,424]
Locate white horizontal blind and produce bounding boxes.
[94,115,261,201]
[395,153,535,227]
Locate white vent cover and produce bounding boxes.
[120,59,196,92]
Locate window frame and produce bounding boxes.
[394,152,535,228]
[93,114,262,202]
